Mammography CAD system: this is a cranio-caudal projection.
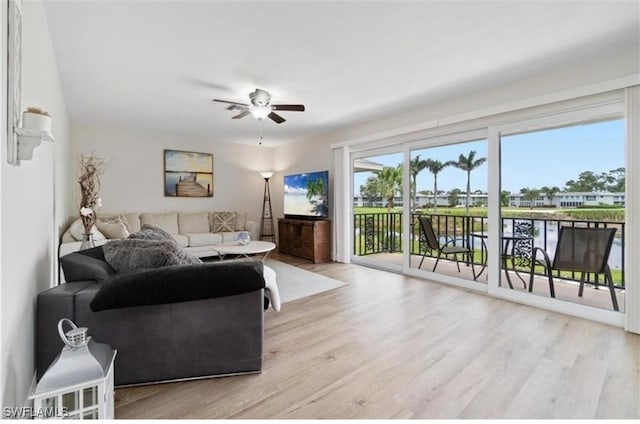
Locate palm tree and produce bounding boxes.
[541,186,560,207]
[306,176,328,215]
[374,165,402,212]
[500,190,511,207]
[409,155,428,211]
[520,187,541,209]
[306,176,325,201]
[447,189,462,207]
[424,159,454,212]
[450,150,487,215]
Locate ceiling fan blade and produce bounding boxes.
[271,104,305,112]
[232,111,251,119]
[213,99,250,107]
[268,112,286,124]
[226,104,249,111]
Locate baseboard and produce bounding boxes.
[115,369,262,388]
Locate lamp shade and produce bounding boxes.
[260,171,274,179]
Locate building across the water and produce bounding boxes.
[353,191,626,208]
[354,193,488,208]
[507,191,625,208]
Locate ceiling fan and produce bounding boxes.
[212,88,305,124]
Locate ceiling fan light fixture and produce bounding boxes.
[250,105,271,120]
[213,89,304,125]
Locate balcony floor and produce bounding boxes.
[358,252,624,312]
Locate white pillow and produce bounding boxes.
[68,219,106,241]
[96,220,129,239]
[61,227,76,243]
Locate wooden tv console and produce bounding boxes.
[278,218,331,263]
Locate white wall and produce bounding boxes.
[1,0,71,410]
[70,124,272,223]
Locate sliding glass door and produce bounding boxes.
[351,149,404,271]
[499,119,626,312]
[341,89,630,326]
[407,138,488,286]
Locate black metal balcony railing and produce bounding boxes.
[353,212,625,288]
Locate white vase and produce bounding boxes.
[21,111,52,133]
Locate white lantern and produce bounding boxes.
[29,319,117,419]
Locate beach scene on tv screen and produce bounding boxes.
[284,171,329,216]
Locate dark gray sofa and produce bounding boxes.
[36,249,265,386]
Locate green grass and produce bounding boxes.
[562,208,625,222]
[353,207,403,214]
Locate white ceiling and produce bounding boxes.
[43,0,639,147]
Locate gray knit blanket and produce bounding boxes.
[103,225,202,273]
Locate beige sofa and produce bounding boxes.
[60,211,259,258]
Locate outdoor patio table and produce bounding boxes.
[470,231,534,289]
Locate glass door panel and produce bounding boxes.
[499,119,625,312]
[352,151,404,270]
[408,139,488,283]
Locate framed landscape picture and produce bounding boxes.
[164,149,213,197]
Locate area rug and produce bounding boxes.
[266,260,348,304]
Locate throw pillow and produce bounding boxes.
[98,214,125,224]
[235,212,248,231]
[98,214,133,231]
[211,211,236,232]
[61,227,76,243]
[128,224,175,241]
[68,218,107,242]
[122,213,141,233]
[102,238,202,273]
[96,220,130,239]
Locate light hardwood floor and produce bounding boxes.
[114,253,640,419]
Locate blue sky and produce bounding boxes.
[354,119,625,195]
[284,171,329,195]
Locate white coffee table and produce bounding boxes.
[213,241,276,263]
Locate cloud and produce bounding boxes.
[284,184,307,195]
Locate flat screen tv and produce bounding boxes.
[284,170,329,219]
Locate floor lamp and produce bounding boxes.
[259,171,275,243]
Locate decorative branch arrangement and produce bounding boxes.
[78,154,108,235]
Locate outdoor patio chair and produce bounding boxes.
[417,216,473,274]
[528,226,619,311]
